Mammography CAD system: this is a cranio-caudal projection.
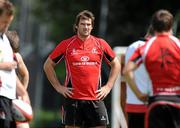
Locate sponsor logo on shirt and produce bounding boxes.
[72,55,97,66]
[81,56,89,61]
[157,86,180,92]
[72,61,97,66]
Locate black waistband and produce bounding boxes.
[148,95,180,105]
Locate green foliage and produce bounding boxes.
[55,60,66,81]
[33,0,96,44]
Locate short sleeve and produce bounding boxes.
[49,40,68,64]
[100,39,115,64]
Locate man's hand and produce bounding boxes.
[57,86,74,98]
[96,85,111,100]
[0,61,17,71]
[137,93,148,103]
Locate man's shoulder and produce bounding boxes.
[128,40,145,50]
[58,35,77,47]
[90,35,106,43]
[63,35,77,42]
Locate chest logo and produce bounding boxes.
[92,48,98,54]
[71,48,77,55]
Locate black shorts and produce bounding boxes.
[0,96,16,128]
[146,95,180,128]
[62,98,109,127]
[127,112,145,128]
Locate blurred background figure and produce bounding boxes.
[123,25,154,128]
[0,1,17,128]
[123,9,180,128]
[6,30,31,128]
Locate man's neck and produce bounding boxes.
[155,30,172,36]
[77,34,90,42]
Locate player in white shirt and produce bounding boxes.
[124,26,154,128]
[0,1,30,128]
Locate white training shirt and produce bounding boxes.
[0,34,16,99]
[125,40,153,105]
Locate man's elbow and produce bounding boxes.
[43,59,50,72]
[43,62,47,72]
[122,66,130,77]
[123,61,137,75]
[112,57,121,69]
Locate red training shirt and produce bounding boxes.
[49,35,115,100]
[130,34,180,95]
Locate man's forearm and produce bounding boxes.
[43,58,62,92]
[107,57,121,89]
[0,61,17,70]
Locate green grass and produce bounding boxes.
[30,110,61,128]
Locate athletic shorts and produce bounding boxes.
[0,96,16,128]
[62,98,109,127]
[127,112,145,128]
[145,95,180,128]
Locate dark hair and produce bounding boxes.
[73,10,95,33]
[0,0,14,16]
[6,30,20,52]
[144,24,154,39]
[151,9,173,33]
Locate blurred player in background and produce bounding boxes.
[124,25,154,128]
[0,1,29,128]
[123,9,180,128]
[6,30,31,128]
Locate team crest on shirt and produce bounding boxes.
[71,48,77,55]
[92,48,98,54]
[72,55,97,66]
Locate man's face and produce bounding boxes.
[77,18,93,38]
[0,13,14,33]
